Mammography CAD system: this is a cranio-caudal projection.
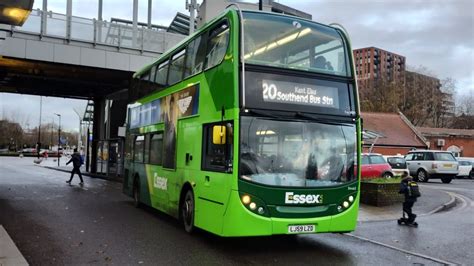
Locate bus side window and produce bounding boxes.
[149,133,163,165]
[144,135,150,163]
[184,35,206,78]
[205,21,230,69]
[140,70,151,98]
[168,49,186,85]
[134,135,145,163]
[130,77,141,103]
[155,60,169,89]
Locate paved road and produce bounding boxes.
[354,178,474,265]
[1,157,469,265]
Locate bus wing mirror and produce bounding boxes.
[212,126,226,145]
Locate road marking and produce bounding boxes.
[345,233,459,266]
[421,184,473,194]
[448,192,470,211]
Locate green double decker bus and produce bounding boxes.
[123,7,361,237]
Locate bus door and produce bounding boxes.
[199,123,233,228]
[147,132,169,211]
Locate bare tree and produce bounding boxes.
[358,65,457,128]
[457,90,473,116]
[0,119,24,151]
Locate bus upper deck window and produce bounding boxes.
[205,21,230,69]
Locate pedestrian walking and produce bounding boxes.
[66,148,83,185]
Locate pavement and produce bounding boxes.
[0,226,28,266]
[357,184,455,222]
[0,156,457,265]
[32,156,122,182]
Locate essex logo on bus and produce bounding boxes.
[285,192,322,204]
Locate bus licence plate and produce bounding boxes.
[288,225,315,234]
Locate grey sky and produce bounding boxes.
[1,0,473,131]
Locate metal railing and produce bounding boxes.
[11,9,185,53]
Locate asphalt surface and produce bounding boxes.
[1,157,471,265]
[354,179,474,265]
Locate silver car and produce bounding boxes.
[384,156,409,177]
[405,150,459,183]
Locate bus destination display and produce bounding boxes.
[244,71,353,116]
[262,79,339,109]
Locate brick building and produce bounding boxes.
[417,127,474,157]
[361,112,428,155]
[353,47,455,127]
[353,47,406,90]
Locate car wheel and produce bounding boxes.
[441,177,452,184]
[382,172,393,178]
[181,189,195,233]
[416,169,428,182]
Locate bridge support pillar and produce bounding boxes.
[90,98,103,174]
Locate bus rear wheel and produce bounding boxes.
[181,189,195,233]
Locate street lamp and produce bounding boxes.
[54,113,61,167]
[37,96,42,159]
[73,108,83,151]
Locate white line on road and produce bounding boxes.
[345,233,459,266]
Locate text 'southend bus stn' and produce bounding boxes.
[123,8,361,237]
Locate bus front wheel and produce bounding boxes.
[181,189,195,233]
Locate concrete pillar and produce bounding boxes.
[188,0,197,34]
[66,0,72,40]
[132,0,138,48]
[91,98,102,174]
[98,0,103,20]
[97,0,103,43]
[41,0,47,35]
[147,0,152,29]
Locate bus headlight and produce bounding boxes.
[343,201,349,208]
[242,195,251,205]
[239,192,269,217]
[337,194,357,213]
[249,202,257,210]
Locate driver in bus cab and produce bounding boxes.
[313,56,334,71]
[300,138,319,180]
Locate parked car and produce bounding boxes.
[360,153,393,179]
[456,159,473,179]
[383,156,409,177]
[405,150,458,183]
[21,148,37,153]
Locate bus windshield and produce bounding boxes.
[239,116,357,187]
[243,12,350,77]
